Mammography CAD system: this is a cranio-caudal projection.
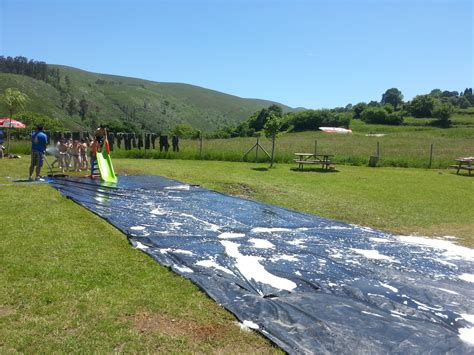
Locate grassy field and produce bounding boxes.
[7,110,473,168]
[1,156,473,352]
[0,158,280,353]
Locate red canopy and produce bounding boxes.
[0,118,26,129]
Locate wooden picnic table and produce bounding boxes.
[451,156,474,175]
[294,153,335,170]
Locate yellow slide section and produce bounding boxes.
[96,150,118,183]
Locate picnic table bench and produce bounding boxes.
[294,153,335,170]
[450,157,474,175]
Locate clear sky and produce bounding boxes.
[1,0,472,108]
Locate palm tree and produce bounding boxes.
[0,88,28,155]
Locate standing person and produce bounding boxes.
[29,124,48,181]
[94,125,107,152]
[71,140,82,172]
[58,139,68,172]
[80,138,89,170]
[89,139,98,178]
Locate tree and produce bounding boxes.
[381,88,403,110]
[432,103,454,128]
[14,111,65,133]
[67,98,78,116]
[353,102,367,119]
[408,95,436,118]
[263,113,283,168]
[79,98,89,121]
[172,123,200,139]
[0,88,28,154]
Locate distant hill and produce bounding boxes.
[0,64,294,133]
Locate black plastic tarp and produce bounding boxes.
[50,176,474,354]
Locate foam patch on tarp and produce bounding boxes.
[50,176,474,354]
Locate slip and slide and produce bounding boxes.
[46,174,474,354]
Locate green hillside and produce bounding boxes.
[0,65,293,133]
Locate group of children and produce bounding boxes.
[53,138,90,172]
[52,126,106,174]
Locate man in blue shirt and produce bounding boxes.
[29,124,48,181]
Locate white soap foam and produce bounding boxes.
[251,227,292,233]
[351,248,398,263]
[324,225,352,230]
[459,327,474,346]
[370,237,392,243]
[218,232,246,239]
[462,314,474,324]
[130,226,146,230]
[459,273,474,283]
[397,235,474,261]
[431,258,458,268]
[196,259,233,275]
[134,241,149,250]
[174,265,193,273]
[180,213,220,232]
[361,311,384,318]
[380,283,398,293]
[249,238,275,249]
[165,184,190,190]
[173,249,194,255]
[242,320,259,329]
[271,255,298,262]
[437,288,459,295]
[150,208,166,215]
[221,240,297,291]
[287,239,307,247]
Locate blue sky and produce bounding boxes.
[1,0,472,108]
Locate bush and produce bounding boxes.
[360,107,403,125]
[14,111,65,133]
[289,109,350,131]
[408,95,436,118]
[172,123,200,139]
[353,102,367,119]
[432,103,453,128]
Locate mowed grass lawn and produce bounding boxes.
[0,158,280,353]
[1,157,473,352]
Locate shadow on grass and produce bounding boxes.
[451,173,474,178]
[290,167,339,173]
[251,167,270,172]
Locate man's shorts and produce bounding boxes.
[31,151,44,167]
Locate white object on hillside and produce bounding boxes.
[319,127,352,134]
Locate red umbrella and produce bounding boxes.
[0,118,27,156]
[0,117,27,129]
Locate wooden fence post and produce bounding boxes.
[199,132,203,159]
[256,137,259,162]
[428,143,433,168]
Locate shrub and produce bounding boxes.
[408,95,436,118]
[432,103,454,128]
[360,107,403,125]
[289,109,350,131]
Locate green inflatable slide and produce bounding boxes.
[96,149,118,183]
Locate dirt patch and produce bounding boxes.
[0,305,16,317]
[126,312,278,353]
[126,312,227,341]
[218,183,256,199]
